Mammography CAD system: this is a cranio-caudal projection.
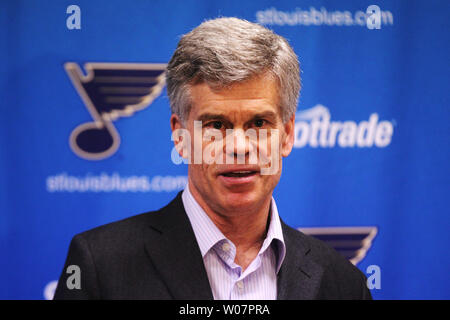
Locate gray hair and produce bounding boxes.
[166,17,301,123]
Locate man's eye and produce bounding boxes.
[254,119,265,127]
[209,121,223,130]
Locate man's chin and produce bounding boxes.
[218,190,263,212]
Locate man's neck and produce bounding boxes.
[188,184,272,270]
[210,202,270,249]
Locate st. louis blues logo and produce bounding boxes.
[299,226,378,265]
[65,62,166,160]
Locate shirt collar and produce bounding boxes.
[181,183,286,273]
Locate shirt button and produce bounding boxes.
[236,281,244,290]
[222,242,231,252]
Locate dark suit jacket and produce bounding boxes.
[54,192,372,300]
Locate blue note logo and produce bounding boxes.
[299,226,377,265]
[65,62,166,160]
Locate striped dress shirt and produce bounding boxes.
[181,184,286,300]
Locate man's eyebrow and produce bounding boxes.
[196,111,279,122]
[249,111,278,120]
[196,113,230,122]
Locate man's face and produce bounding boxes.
[171,74,295,216]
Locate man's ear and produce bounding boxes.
[281,113,295,157]
[170,113,186,158]
[170,113,183,132]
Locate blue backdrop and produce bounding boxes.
[1,0,449,299]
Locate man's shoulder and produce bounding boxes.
[54,196,185,300]
[282,223,340,262]
[281,223,371,299]
[282,223,367,282]
[68,210,158,260]
[76,210,155,241]
[73,193,184,250]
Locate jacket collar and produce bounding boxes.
[277,221,325,300]
[143,191,324,300]
[143,191,214,299]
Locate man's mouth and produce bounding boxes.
[217,167,261,186]
[220,170,258,178]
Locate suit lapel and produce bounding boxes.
[143,192,214,300]
[142,193,324,300]
[277,221,324,300]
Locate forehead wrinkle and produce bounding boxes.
[190,77,279,103]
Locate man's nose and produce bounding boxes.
[231,129,248,156]
[224,128,259,164]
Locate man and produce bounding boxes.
[54,17,371,300]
